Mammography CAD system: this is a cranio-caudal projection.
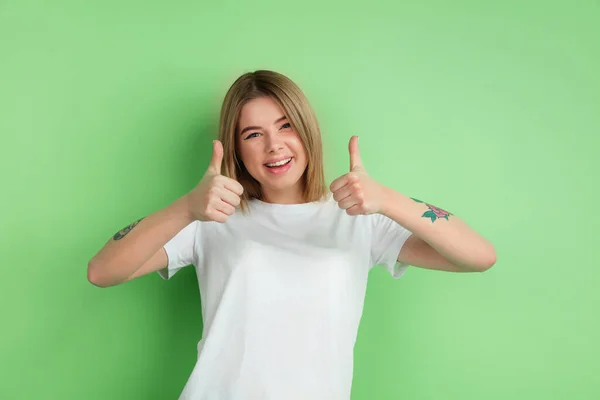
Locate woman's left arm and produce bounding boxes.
[380,188,496,273]
[330,136,496,273]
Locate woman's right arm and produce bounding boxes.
[87,140,243,288]
[87,196,194,288]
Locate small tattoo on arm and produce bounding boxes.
[410,198,453,223]
[113,217,145,240]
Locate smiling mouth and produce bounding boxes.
[265,157,292,168]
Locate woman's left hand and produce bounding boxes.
[330,136,389,216]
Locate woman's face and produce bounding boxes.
[236,96,308,203]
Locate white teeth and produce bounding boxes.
[266,158,291,167]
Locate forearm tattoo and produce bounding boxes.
[113,217,145,240]
[411,198,452,223]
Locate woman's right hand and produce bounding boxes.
[186,140,244,223]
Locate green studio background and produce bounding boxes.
[1,1,598,399]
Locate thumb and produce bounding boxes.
[349,135,362,170]
[208,140,224,174]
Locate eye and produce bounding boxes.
[244,132,260,140]
[280,122,291,130]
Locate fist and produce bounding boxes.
[186,140,244,223]
[329,136,387,216]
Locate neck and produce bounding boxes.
[261,186,305,205]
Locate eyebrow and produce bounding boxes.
[239,115,288,135]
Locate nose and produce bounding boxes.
[265,132,284,153]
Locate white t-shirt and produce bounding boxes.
[159,193,413,400]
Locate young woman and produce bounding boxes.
[88,70,496,399]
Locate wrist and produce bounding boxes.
[172,194,195,224]
[378,185,396,217]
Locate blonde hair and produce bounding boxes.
[217,70,328,213]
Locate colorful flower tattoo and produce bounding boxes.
[411,198,452,222]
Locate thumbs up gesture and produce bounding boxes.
[186,140,244,223]
[329,136,387,216]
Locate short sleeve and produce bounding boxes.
[158,220,200,280]
[370,213,413,279]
